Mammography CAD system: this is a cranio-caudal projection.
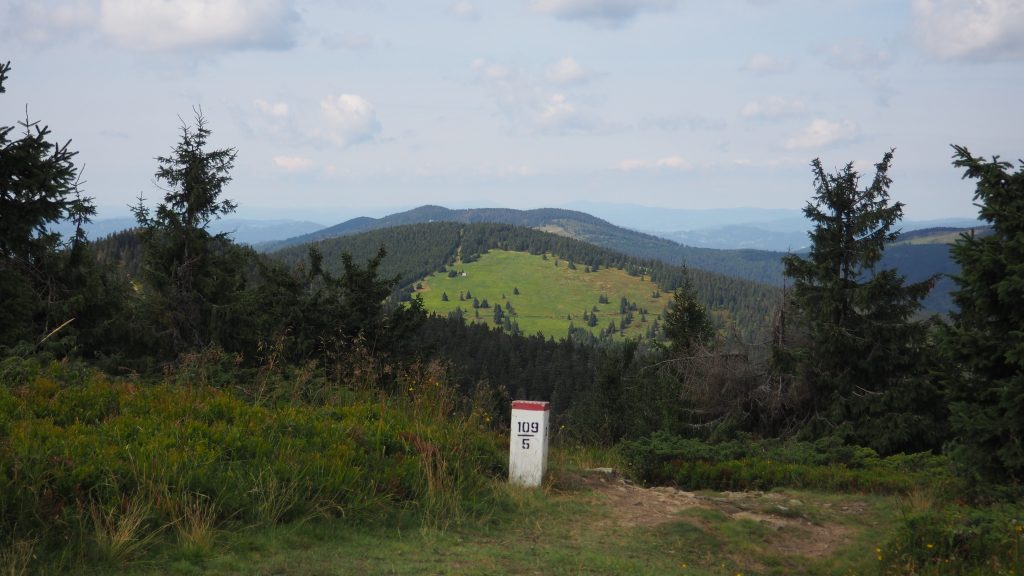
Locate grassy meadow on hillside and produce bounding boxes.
[417,250,667,339]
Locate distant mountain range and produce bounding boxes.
[654,218,982,252]
[59,203,979,253]
[259,204,975,314]
[54,217,325,246]
[558,202,980,251]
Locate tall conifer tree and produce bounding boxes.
[0,61,100,347]
[132,109,241,354]
[945,145,1024,480]
[780,151,943,453]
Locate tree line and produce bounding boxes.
[3,59,1023,485]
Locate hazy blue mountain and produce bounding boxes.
[560,201,805,232]
[655,220,981,252]
[558,202,980,252]
[52,217,325,245]
[211,219,326,245]
[661,226,813,251]
[51,217,139,240]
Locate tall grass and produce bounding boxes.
[248,467,303,527]
[0,539,35,576]
[396,361,507,530]
[168,491,218,559]
[90,492,161,565]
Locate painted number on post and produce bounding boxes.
[517,421,539,449]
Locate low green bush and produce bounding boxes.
[618,431,953,494]
[0,357,506,564]
[881,503,1024,575]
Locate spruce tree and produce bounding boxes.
[779,150,943,454]
[0,61,100,347]
[132,109,242,354]
[944,145,1024,480]
[662,275,713,352]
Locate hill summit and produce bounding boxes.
[260,205,787,286]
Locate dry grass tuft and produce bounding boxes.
[0,539,36,576]
[91,493,159,564]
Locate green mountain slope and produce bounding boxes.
[270,222,782,342]
[420,250,667,340]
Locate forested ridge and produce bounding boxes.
[260,204,789,285]
[269,221,781,342]
[262,204,965,314]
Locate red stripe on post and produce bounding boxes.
[512,400,550,411]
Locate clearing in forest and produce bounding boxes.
[417,250,668,340]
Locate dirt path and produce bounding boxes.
[573,469,856,561]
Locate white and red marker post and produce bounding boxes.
[509,400,550,487]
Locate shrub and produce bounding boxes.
[617,432,952,494]
[0,359,505,562]
[881,503,1024,574]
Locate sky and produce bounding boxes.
[2,0,1023,224]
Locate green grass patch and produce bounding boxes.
[102,480,910,576]
[417,250,667,340]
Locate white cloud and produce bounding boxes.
[616,156,693,171]
[2,0,299,52]
[471,58,514,82]
[243,98,299,144]
[254,99,289,119]
[2,0,97,44]
[450,1,478,19]
[538,94,576,126]
[470,58,595,134]
[743,52,794,74]
[740,97,807,120]
[99,0,298,51]
[913,0,1024,61]
[530,0,676,27]
[319,94,382,147]
[783,118,860,150]
[545,57,592,85]
[537,93,594,133]
[273,155,313,172]
[823,38,894,70]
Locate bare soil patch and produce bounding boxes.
[573,469,856,561]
